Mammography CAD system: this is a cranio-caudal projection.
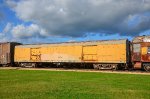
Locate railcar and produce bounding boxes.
[0,42,21,66]
[132,36,150,71]
[14,39,130,70]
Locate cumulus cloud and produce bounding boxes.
[0,23,49,43]
[11,24,48,39]
[6,0,150,38]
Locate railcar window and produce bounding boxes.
[148,47,150,54]
[133,44,141,53]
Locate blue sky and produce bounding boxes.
[0,0,150,44]
[0,0,23,29]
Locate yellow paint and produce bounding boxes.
[83,45,97,61]
[30,48,41,61]
[15,41,127,63]
[97,44,126,62]
[141,47,147,55]
[15,47,30,62]
[83,45,97,54]
[40,45,82,62]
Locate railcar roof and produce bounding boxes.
[0,42,20,44]
[133,36,150,43]
[16,39,128,48]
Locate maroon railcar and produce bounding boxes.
[0,42,21,66]
[132,36,150,71]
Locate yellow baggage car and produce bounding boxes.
[14,39,130,70]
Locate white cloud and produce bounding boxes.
[6,0,150,38]
[0,22,49,43]
[11,24,47,39]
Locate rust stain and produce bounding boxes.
[132,53,141,61]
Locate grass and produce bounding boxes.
[0,70,150,99]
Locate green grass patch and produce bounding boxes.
[0,70,150,99]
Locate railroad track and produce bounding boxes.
[0,67,150,75]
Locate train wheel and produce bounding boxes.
[144,65,150,72]
[20,63,25,67]
[112,65,118,71]
[93,64,99,70]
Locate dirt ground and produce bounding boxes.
[0,67,150,75]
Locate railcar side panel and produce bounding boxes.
[0,43,10,64]
[0,42,20,66]
[141,42,150,62]
[15,47,31,62]
[14,39,128,64]
[40,46,82,62]
[97,44,126,63]
[82,45,98,61]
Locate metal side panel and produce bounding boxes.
[0,43,10,64]
[82,45,98,61]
